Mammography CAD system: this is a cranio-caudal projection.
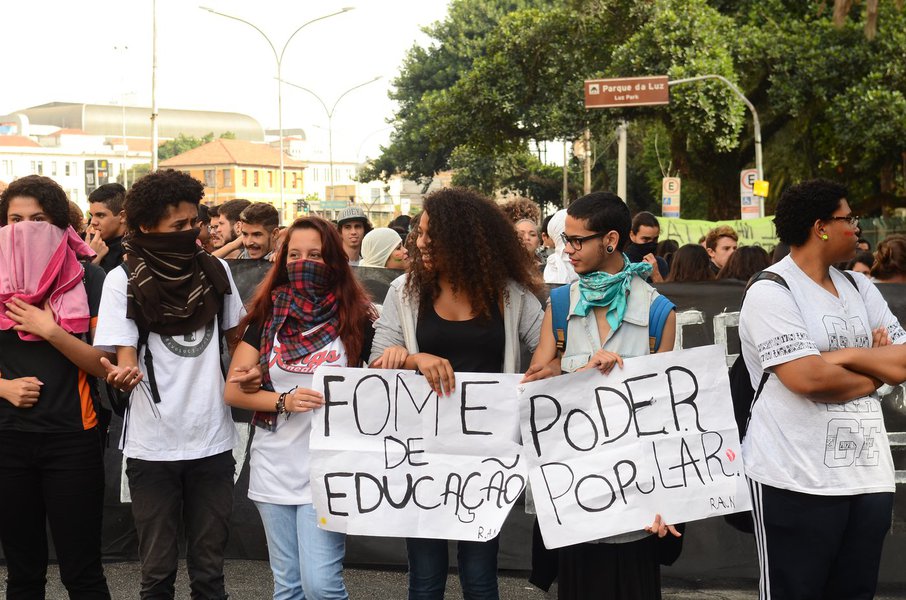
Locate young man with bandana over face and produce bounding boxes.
[625,211,669,283]
[522,192,680,600]
[94,169,246,600]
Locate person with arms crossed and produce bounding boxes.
[739,179,906,600]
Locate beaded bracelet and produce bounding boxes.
[275,392,288,415]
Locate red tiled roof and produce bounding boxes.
[50,128,90,136]
[0,136,41,147]
[161,138,306,169]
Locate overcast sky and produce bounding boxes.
[0,0,452,161]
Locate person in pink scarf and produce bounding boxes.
[0,175,118,599]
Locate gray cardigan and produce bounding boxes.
[369,274,543,374]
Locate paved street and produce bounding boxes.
[2,561,905,599]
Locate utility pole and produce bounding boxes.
[617,121,627,201]
[150,0,158,171]
[582,128,592,195]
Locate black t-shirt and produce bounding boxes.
[99,236,125,274]
[0,263,105,433]
[416,302,505,373]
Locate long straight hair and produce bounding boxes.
[240,216,375,364]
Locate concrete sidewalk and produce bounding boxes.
[2,561,905,598]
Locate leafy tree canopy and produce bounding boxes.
[365,0,905,218]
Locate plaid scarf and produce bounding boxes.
[252,259,340,431]
[124,229,231,336]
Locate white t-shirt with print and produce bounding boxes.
[94,261,245,461]
[739,255,906,495]
[248,333,347,505]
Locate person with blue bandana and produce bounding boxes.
[522,191,681,600]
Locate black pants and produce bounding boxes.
[749,479,894,600]
[126,451,235,600]
[0,428,109,600]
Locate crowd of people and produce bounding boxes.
[1,170,905,600]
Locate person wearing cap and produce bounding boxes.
[335,206,372,265]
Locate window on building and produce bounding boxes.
[64,162,71,176]
[371,188,381,202]
[204,169,215,187]
[293,173,301,189]
[253,170,259,187]
[223,169,232,187]
[51,162,58,176]
[242,170,248,186]
[268,170,273,188]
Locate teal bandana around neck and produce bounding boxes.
[572,254,653,332]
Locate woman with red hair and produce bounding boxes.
[225,216,376,599]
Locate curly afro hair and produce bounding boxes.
[0,175,72,228]
[406,188,541,319]
[774,179,847,247]
[125,169,204,233]
[500,197,541,225]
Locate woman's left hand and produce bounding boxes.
[286,387,324,413]
[5,298,58,340]
[645,513,682,538]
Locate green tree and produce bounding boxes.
[368,0,906,217]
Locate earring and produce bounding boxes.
[606,245,614,254]
[821,234,829,241]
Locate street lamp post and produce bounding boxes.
[278,76,382,204]
[200,6,353,219]
[668,74,765,216]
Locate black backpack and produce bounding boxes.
[725,268,858,533]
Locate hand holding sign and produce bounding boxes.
[518,345,750,549]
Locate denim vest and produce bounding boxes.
[560,273,659,544]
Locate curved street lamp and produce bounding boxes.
[278,75,383,204]
[199,5,354,218]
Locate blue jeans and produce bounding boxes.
[406,537,499,600]
[255,502,348,600]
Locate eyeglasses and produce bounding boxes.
[826,215,859,227]
[560,231,606,251]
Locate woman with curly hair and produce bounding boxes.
[370,187,543,600]
[870,234,906,283]
[225,216,376,599]
[740,179,906,599]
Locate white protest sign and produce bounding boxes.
[310,367,526,542]
[518,345,750,549]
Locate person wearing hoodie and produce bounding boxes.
[543,209,578,285]
[360,227,410,271]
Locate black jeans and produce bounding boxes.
[126,451,235,600]
[0,428,109,600]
